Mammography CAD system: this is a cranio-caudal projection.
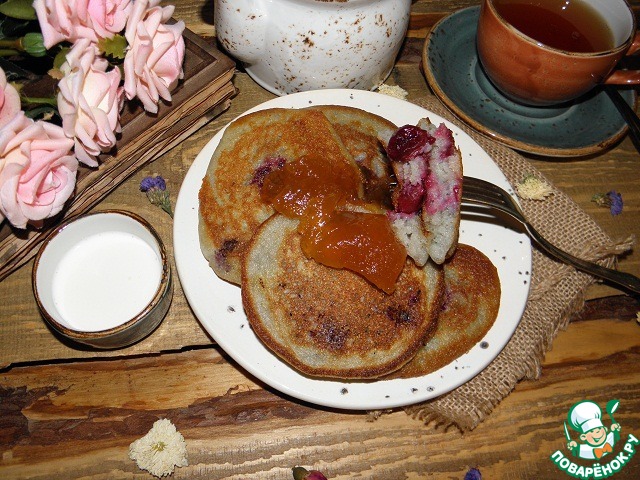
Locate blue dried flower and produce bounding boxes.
[140,175,167,192]
[592,191,623,216]
[464,467,482,480]
[608,191,623,216]
[140,175,173,218]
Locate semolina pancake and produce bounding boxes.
[386,118,463,266]
[310,105,397,207]
[241,214,444,379]
[388,244,501,379]
[198,107,364,284]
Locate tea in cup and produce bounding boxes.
[477,0,640,106]
[214,0,411,96]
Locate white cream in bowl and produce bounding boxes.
[51,230,161,331]
[33,210,172,348]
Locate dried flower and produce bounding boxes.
[516,174,553,201]
[592,191,623,216]
[140,175,173,218]
[636,312,639,326]
[377,83,408,100]
[464,467,482,480]
[292,466,328,480]
[129,418,188,478]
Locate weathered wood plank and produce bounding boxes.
[1,1,640,478]
[1,318,639,479]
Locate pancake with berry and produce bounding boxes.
[198,105,408,285]
[387,118,463,266]
[241,214,444,379]
[198,107,364,284]
[388,244,501,379]
[310,105,397,207]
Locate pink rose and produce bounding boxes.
[33,0,132,49]
[58,39,125,167]
[0,67,22,130]
[0,113,77,229]
[124,0,185,113]
[84,0,132,39]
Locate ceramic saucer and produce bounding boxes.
[422,6,637,157]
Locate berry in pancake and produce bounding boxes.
[387,118,463,266]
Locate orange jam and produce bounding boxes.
[261,154,359,217]
[261,155,407,293]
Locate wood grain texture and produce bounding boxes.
[1,317,639,479]
[1,1,640,478]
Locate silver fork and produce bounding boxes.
[462,176,640,295]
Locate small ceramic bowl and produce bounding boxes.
[33,210,173,349]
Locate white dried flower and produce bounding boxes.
[129,419,188,478]
[516,174,554,201]
[377,84,408,100]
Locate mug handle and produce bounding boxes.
[605,31,640,85]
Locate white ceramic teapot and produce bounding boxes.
[214,0,411,95]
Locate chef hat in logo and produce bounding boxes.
[568,400,604,434]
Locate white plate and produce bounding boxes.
[173,89,531,410]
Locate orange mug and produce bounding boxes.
[477,0,640,106]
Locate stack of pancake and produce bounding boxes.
[198,105,501,380]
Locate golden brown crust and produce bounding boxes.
[242,215,444,379]
[312,105,398,208]
[198,107,364,284]
[388,244,501,379]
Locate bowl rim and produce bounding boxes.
[32,209,171,339]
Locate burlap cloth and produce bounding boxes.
[389,95,635,431]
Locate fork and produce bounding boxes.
[461,176,640,295]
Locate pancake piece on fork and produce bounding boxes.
[387,118,463,267]
[241,214,444,380]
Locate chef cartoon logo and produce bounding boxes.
[565,400,620,460]
[550,399,639,479]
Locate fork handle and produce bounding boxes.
[525,223,640,295]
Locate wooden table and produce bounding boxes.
[1,1,639,478]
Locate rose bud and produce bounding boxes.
[292,466,328,480]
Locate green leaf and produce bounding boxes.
[0,16,33,39]
[0,0,37,21]
[23,103,57,119]
[98,34,128,60]
[0,56,33,79]
[52,47,69,70]
[21,95,58,108]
